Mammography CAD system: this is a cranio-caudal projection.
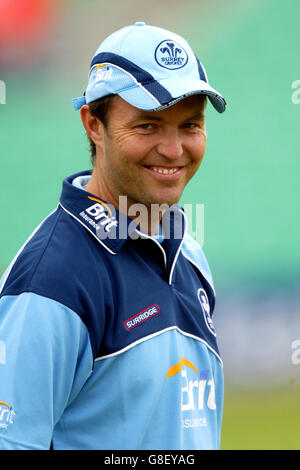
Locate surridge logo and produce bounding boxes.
[155,40,188,70]
[124,304,160,331]
[79,196,118,234]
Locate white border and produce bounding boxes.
[168,209,187,285]
[95,325,223,366]
[59,202,116,256]
[134,228,167,268]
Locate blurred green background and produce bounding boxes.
[0,0,299,449]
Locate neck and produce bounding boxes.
[124,199,167,236]
[85,172,165,236]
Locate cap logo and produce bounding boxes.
[94,64,112,83]
[155,39,188,70]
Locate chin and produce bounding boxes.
[153,187,183,204]
[144,195,180,208]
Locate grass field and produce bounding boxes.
[221,385,300,450]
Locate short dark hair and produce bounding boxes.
[87,95,113,166]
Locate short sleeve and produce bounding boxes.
[0,292,93,449]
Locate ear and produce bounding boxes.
[80,105,104,149]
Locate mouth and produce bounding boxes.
[142,165,183,179]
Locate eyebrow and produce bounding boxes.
[182,111,206,122]
[129,110,205,124]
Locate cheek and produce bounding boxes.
[189,136,207,165]
[114,138,152,167]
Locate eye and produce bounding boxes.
[182,122,198,129]
[139,123,154,129]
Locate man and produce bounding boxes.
[0,22,226,450]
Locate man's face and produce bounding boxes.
[94,94,207,209]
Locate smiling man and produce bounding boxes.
[0,22,226,450]
[82,94,207,233]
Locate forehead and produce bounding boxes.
[108,94,207,123]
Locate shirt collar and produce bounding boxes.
[59,170,187,254]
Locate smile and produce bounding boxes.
[143,165,182,177]
[151,166,179,175]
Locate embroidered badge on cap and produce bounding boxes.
[155,39,188,70]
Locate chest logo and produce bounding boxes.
[198,288,216,336]
[79,196,118,235]
[165,361,217,418]
[165,357,198,378]
[124,304,160,331]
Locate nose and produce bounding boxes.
[156,127,183,161]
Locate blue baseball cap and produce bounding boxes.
[72,22,226,113]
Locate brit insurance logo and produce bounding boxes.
[79,196,118,237]
[155,40,188,70]
[165,358,216,429]
[198,288,216,336]
[0,402,15,430]
[93,64,113,85]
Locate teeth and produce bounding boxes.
[151,167,179,175]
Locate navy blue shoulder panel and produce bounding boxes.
[1,206,112,359]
